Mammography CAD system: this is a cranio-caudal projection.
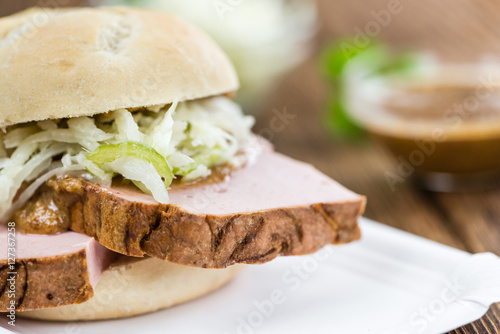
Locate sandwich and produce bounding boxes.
[0,7,365,321]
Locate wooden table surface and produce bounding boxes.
[1,0,499,333]
[256,1,500,333]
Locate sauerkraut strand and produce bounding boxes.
[0,96,254,221]
[86,142,174,188]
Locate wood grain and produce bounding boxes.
[1,0,499,333]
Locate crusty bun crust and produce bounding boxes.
[21,257,243,321]
[0,7,238,129]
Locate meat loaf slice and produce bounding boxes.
[0,225,115,311]
[17,148,365,268]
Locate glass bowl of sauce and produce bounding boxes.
[344,59,500,191]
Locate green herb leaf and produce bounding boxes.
[323,96,366,139]
[320,39,418,139]
[320,39,379,80]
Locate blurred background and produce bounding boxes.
[1,1,500,332]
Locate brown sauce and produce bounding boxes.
[373,85,500,175]
[383,85,500,121]
[13,184,71,234]
[375,133,500,174]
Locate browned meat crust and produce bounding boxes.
[0,250,94,312]
[15,175,364,269]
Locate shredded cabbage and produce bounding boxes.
[0,96,254,220]
[86,142,174,186]
[104,157,170,203]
